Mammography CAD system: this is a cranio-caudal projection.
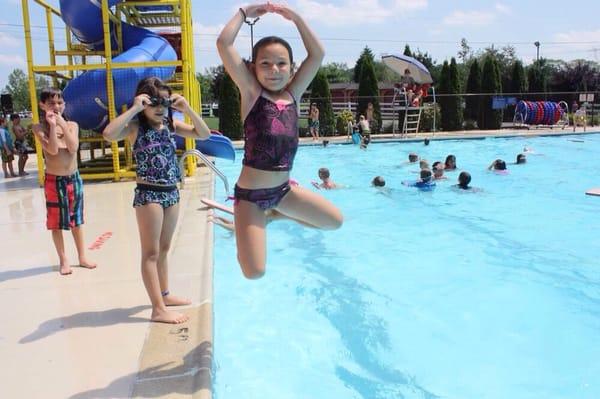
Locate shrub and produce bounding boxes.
[335,109,354,135]
[419,105,440,132]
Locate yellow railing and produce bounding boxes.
[21,0,199,184]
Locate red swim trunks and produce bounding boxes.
[44,171,84,230]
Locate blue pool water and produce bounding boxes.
[212,134,600,399]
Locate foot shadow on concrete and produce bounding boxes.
[19,305,150,343]
[0,265,55,283]
[69,341,213,399]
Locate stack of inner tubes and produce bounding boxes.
[515,101,564,125]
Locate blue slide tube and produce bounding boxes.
[58,0,235,160]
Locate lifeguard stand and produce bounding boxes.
[21,0,200,185]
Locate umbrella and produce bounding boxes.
[382,54,433,84]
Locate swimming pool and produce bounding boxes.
[212,133,600,399]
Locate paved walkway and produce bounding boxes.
[0,158,215,399]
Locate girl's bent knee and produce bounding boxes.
[241,266,265,280]
[238,256,266,279]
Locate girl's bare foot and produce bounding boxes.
[59,262,72,275]
[78,258,97,269]
[163,294,192,306]
[151,308,189,324]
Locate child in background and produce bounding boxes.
[11,113,29,176]
[103,77,211,324]
[488,159,508,172]
[308,102,320,140]
[432,161,447,180]
[445,154,457,171]
[31,88,96,275]
[217,3,343,279]
[515,153,526,164]
[0,117,17,178]
[312,167,339,190]
[372,176,386,187]
[403,168,436,191]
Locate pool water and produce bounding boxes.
[212,134,600,399]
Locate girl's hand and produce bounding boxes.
[170,93,189,113]
[269,3,297,21]
[55,112,67,127]
[244,3,270,18]
[133,94,151,112]
[45,110,57,126]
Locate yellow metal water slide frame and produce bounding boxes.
[21,0,200,185]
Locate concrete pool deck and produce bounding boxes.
[0,158,215,399]
[0,126,597,399]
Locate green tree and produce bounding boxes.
[320,62,352,83]
[310,70,335,136]
[480,56,503,129]
[218,70,242,139]
[437,61,450,130]
[3,69,50,111]
[464,59,481,124]
[356,57,381,132]
[509,60,527,94]
[352,46,375,83]
[196,72,214,103]
[403,44,412,57]
[527,59,549,100]
[458,38,472,63]
[445,58,463,130]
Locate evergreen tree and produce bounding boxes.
[218,70,242,139]
[438,61,451,131]
[527,60,548,100]
[480,56,503,129]
[509,60,527,94]
[352,46,375,83]
[310,70,335,136]
[464,59,482,123]
[356,57,381,133]
[403,45,412,57]
[447,57,463,130]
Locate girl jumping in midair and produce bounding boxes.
[217,2,343,279]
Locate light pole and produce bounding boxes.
[534,41,540,62]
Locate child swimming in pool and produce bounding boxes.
[217,3,343,279]
[312,167,339,190]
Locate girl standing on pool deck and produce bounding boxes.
[103,77,211,324]
[217,3,343,279]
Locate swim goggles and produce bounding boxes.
[149,97,173,108]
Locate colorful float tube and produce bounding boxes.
[515,101,564,125]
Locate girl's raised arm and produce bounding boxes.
[216,5,268,100]
[272,5,325,100]
[103,94,148,142]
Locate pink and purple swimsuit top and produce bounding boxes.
[242,91,299,172]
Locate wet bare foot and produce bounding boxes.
[163,294,192,306]
[59,262,72,275]
[19,172,29,176]
[78,258,97,269]
[151,308,189,324]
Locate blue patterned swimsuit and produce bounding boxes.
[132,124,181,208]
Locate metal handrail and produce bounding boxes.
[179,149,230,197]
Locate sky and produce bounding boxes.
[1,0,600,90]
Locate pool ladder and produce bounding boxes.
[178,149,230,198]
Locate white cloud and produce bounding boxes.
[494,3,511,14]
[0,32,20,48]
[296,0,427,26]
[0,54,25,67]
[554,29,600,48]
[442,10,495,26]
